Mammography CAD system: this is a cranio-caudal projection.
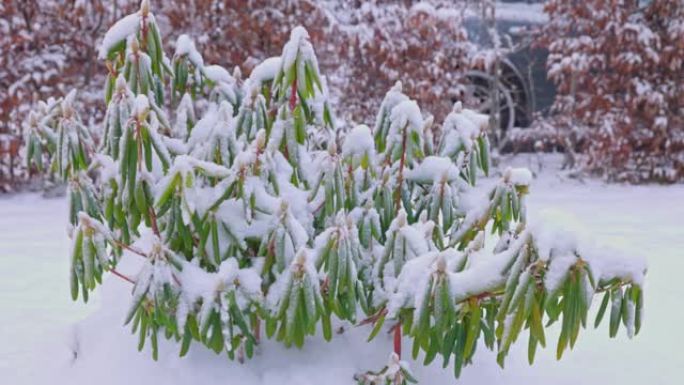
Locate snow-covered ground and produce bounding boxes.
[2,156,683,384]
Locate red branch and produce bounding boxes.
[357,307,387,327]
[289,79,297,111]
[110,268,135,284]
[149,207,160,236]
[111,239,147,257]
[392,322,402,359]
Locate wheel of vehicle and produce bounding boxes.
[498,60,532,128]
[464,70,516,140]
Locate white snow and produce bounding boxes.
[132,94,149,118]
[440,102,488,155]
[202,65,235,85]
[2,155,683,385]
[98,13,141,59]
[389,100,423,134]
[90,154,119,183]
[374,81,408,131]
[505,167,533,187]
[281,26,312,70]
[178,257,262,315]
[387,249,464,317]
[406,156,460,183]
[174,34,205,68]
[342,124,374,158]
[248,57,281,85]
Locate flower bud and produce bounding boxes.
[140,0,150,17]
[256,129,267,150]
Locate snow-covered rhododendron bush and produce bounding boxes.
[23,1,646,383]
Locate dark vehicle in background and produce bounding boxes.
[461,1,556,133]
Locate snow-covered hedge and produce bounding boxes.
[24,2,646,383]
[538,0,684,182]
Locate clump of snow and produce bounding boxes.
[543,251,577,294]
[579,243,648,287]
[281,26,313,70]
[390,100,423,133]
[266,248,320,311]
[374,81,408,130]
[526,220,648,292]
[440,102,489,155]
[174,34,204,68]
[178,258,261,316]
[387,249,464,317]
[504,167,533,187]
[132,94,149,118]
[406,156,459,183]
[90,154,119,183]
[342,124,374,158]
[248,56,281,86]
[98,13,141,59]
[202,65,234,85]
[449,234,530,303]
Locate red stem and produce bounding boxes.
[393,323,402,358]
[357,307,387,327]
[149,207,160,236]
[289,79,297,111]
[110,268,135,284]
[111,239,146,257]
[141,15,148,50]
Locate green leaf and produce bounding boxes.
[556,325,568,360]
[138,312,148,351]
[106,39,126,61]
[294,106,306,144]
[478,135,490,176]
[423,331,440,365]
[530,298,546,347]
[322,310,332,341]
[156,173,179,209]
[70,230,84,301]
[441,323,458,368]
[594,290,611,328]
[265,317,277,339]
[453,323,466,377]
[528,333,538,365]
[151,326,159,361]
[609,288,623,338]
[463,301,481,359]
[634,286,643,335]
[209,315,224,354]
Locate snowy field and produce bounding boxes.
[1,156,683,385]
